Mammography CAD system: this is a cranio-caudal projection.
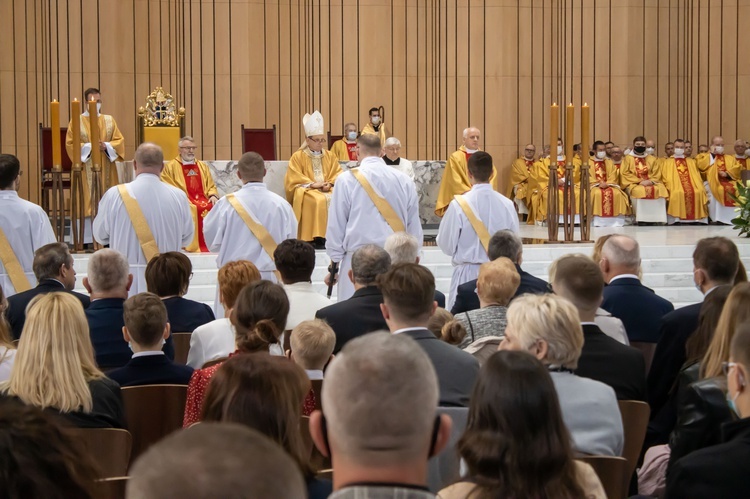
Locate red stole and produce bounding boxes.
[634,158,655,199]
[181,162,212,252]
[593,161,614,216]
[737,157,747,170]
[593,161,607,183]
[676,159,696,220]
[715,155,736,206]
[346,142,357,161]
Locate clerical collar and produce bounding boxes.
[372,124,380,131]
[383,156,400,165]
[674,154,685,159]
[737,155,747,159]
[465,148,478,154]
[181,157,196,165]
[310,150,322,156]
[631,153,647,158]
[613,161,622,165]
[556,155,565,162]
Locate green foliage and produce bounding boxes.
[731,180,750,237]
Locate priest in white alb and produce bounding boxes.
[0,154,56,297]
[93,143,194,295]
[326,134,422,301]
[436,151,519,310]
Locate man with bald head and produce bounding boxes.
[508,143,538,218]
[734,139,747,170]
[204,151,297,283]
[435,127,499,217]
[599,235,674,344]
[696,136,742,224]
[93,143,193,295]
[326,134,422,301]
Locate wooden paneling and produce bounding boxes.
[1,0,748,202]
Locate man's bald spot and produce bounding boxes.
[135,143,165,170]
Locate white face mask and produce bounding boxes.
[674,148,685,158]
[646,147,655,155]
[714,145,725,155]
[97,102,102,114]
[347,131,357,140]
[371,116,381,125]
[595,151,607,160]
[557,145,564,155]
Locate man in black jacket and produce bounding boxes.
[451,230,548,314]
[315,245,391,353]
[6,242,90,339]
[552,254,646,401]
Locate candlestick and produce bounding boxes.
[581,103,590,165]
[565,103,574,162]
[550,103,559,159]
[50,100,61,170]
[88,98,101,169]
[71,99,81,168]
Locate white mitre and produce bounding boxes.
[303,111,325,137]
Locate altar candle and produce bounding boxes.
[581,103,590,165]
[565,103,574,162]
[51,100,61,168]
[88,98,101,168]
[71,99,81,166]
[550,103,559,160]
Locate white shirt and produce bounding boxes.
[389,158,415,180]
[609,274,641,283]
[436,183,520,265]
[305,369,324,380]
[93,173,194,295]
[0,191,56,296]
[326,156,423,263]
[131,351,165,359]
[203,182,298,272]
[187,318,234,369]
[392,327,425,335]
[284,282,333,331]
[0,347,16,382]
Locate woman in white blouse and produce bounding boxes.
[0,286,16,382]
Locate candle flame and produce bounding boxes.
[52,99,58,103]
[569,103,573,106]
[73,98,78,101]
[553,102,557,106]
[584,102,588,106]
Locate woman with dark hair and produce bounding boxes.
[145,251,215,333]
[183,280,289,426]
[201,354,331,499]
[439,350,605,499]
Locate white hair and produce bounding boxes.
[384,232,419,264]
[602,235,641,270]
[384,137,401,148]
[463,127,479,138]
[178,136,195,147]
[87,249,130,293]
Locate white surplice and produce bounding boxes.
[0,191,56,296]
[326,156,423,301]
[93,173,194,295]
[204,182,298,280]
[436,183,520,310]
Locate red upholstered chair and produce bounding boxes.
[38,123,73,213]
[241,124,277,160]
[327,131,344,149]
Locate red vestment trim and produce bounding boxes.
[181,163,212,252]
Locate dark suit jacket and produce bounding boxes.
[162,296,215,333]
[575,324,647,401]
[666,418,750,499]
[434,290,446,308]
[399,328,479,407]
[6,279,91,339]
[315,286,388,353]
[87,298,175,370]
[450,264,549,315]
[107,353,193,387]
[601,277,674,343]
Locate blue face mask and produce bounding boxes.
[727,391,740,418]
[347,131,357,140]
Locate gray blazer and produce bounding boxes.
[398,328,479,407]
[550,371,624,457]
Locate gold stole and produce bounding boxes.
[454,195,491,253]
[350,169,406,232]
[117,185,160,262]
[0,227,32,292]
[226,194,282,281]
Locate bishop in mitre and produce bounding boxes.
[284,111,342,246]
[160,136,218,252]
[65,88,125,240]
[435,127,499,217]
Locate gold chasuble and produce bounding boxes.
[508,157,536,200]
[161,157,218,252]
[361,123,389,146]
[589,159,630,217]
[696,153,741,207]
[528,156,581,224]
[661,157,708,220]
[285,148,342,241]
[621,156,668,200]
[435,147,499,217]
[65,114,125,216]
[330,139,357,161]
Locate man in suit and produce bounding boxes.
[6,242,90,339]
[84,249,175,370]
[108,293,193,387]
[378,263,479,407]
[647,236,740,441]
[552,254,646,401]
[316,245,391,353]
[450,229,548,314]
[666,323,750,498]
[384,231,446,308]
[600,235,674,343]
[308,333,452,499]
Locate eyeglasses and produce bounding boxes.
[180,146,197,151]
[308,138,327,144]
[722,361,738,376]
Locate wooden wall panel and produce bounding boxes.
[1,0,748,202]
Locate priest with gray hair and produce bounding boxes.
[383,137,415,180]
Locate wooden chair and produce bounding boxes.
[96,477,129,499]
[241,124,277,160]
[121,384,188,462]
[38,124,73,214]
[172,332,192,365]
[327,131,344,149]
[578,456,629,499]
[310,379,323,411]
[69,428,132,479]
[631,341,657,374]
[201,356,227,369]
[618,399,650,480]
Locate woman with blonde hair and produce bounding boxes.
[1,293,124,428]
[0,285,17,382]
